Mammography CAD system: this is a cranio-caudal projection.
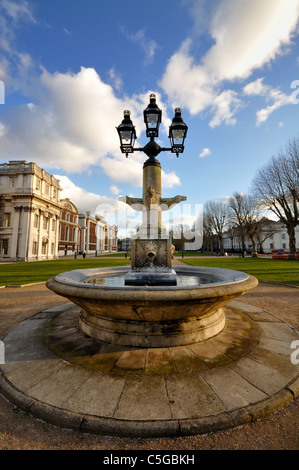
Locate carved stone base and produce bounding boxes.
[79,307,226,348]
[130,238,173,270]
[126,238,176,286]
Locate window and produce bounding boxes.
[35,178,41,191]
[32,241,38,255]
[33,214,39,228]
[1,239,8,255]
[282,243,286,249]
[44,183,50,195]
[43,217,49,230]
[65,226,69,241]
[66,213,70,222]
[4,213,11,227]
[53,188,57,198]
[52,219,55,231]
[282,234,286,239]
[73,228,76,241]
[41,241,47,255]
[73,217,77,224]
[9,177,15,188]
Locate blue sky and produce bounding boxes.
[1,0,299,236]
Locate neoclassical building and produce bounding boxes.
[0,161,61,261]
[0,160,118,261]
[58,199,80,256]
[222,221,299,254]
[78,212,118,255]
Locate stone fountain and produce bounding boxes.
[47,94,258,348]
[3,96,298,441]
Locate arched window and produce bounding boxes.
[65,226,69,241]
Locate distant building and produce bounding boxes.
[78,211,98,255]
[121,237,131,251]
[58,199,80,256]
[223,221,299,254]
[78,211,118,255]
[0,161,61,261]
[106,224,118,253]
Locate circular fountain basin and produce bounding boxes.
[46,266,258,347]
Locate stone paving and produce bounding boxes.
[0,282,298,438]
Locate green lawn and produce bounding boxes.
[0,256,298,287]
[183,257,299,286]
[174,251,217,257]
[0,258,130,286]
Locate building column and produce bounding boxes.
[25,206,35,261]
[10,207,21,259]
[86,219,90,253]
[37,209,43,260]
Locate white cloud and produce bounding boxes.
[203,0,299,81]
[209,90,242,128]
[55,175,118,216]
[160,0,299,125]
[0,0,37,94]
[161,170,181,189]
[110,184,121,195]
[199,147,211,158]
[121,27,159,65]
[1,0,36,24]
[108,67,122,92]
[243,77,292,125]
[0,65,181,188]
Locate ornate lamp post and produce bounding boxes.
[117,93,188,159]
[116,94,188,285]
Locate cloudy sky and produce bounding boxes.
[1,0,299,234]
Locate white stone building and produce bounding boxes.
[0,161,61,261]
[0,160,118,261]
[223,221,299,254]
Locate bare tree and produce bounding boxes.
[228,193,247,252]
[252,137,299,258]
[202,215,215,252]
[228,192,268,255]
[225,224,240,252]
[255,218,278,254]
[204,200,229,255]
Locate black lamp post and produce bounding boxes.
[143,93,162,138]
[117,94,188,159]
[116,110,136,156]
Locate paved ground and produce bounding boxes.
[0,279,298,450]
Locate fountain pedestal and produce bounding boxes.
[120,156,186,286]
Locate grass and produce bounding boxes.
[174,251,217,257]
[0,258,130,286]
[183,257,299,286]
[0,256,298,287]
